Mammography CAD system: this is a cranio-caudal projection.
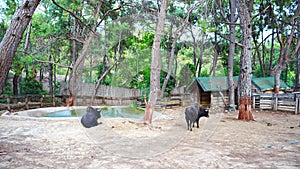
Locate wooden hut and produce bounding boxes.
[187,76,290,111]
[186,76,239,111]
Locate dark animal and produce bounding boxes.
[185,104,209,131]
[81,106,102,128]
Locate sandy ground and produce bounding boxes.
[0,107,299,169]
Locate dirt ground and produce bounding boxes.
[0,107,299,169]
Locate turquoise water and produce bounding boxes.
[44,107,145,119]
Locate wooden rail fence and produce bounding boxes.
[252,93,300,114]
[0,95,62,111]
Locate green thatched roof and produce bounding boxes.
[251,76,290,91]
[195,76,290,92]
[195,76,239,92]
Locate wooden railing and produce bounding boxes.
[252,93,300,114]
[0,94,142,111]
[0,94,63,111]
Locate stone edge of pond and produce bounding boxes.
[0,106,173,122]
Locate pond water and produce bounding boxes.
[44,106,145,119]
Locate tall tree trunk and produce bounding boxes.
[211,31,218,76]
[72,18,79,66]
[13,74,20,95]
[295,51,300,91]
[253,38,265,76]
[161,5,195,97]
[273,67,283,93]
[68,0,104,106]
[48,54,54,95]
[295,22,300,92]
[189,24,197,77]
[268,29,275,75]
[144,0,168,124]
[91,61,117,106]
[228,0,237,106]
[13,21,32,95]
[236,0,254,121]
[272,2,300,93]
[197,35,205,77]
[0,0,41,94]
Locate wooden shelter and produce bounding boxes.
[187,76,290,111]
[186,76,239,111]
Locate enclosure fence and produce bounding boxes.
[252,93,300,114]
[61,83,142,106]
[0,94,62,111]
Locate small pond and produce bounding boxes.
[44,106,145,119]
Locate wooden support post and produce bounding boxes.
[13,97,17,104]
[25,95,29,110]
[274,94,278,111]
[52,95,55,107]
[258,95,261,110]
[296,97,299,115]
[252,95,256,109]
[40,95,44,108]
[7,96,11,111]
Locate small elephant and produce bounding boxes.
[81,106,101,128]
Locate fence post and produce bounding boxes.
[252,95,255,109]
[258,95,261,110]
[7,96,11,111]
[25,95,29,110]
[274,94,278,111]
[52,95,55,107]
[40,95,44,108]
[296,97,299,115]
[13,96,17,104]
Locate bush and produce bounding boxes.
[20,78,46,95]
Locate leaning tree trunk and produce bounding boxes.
[48,54,54,96]
[236,0,254,121]
[161,5,195,97]
[144,0,168,124]
[271,1,300,93]
[0,0,41,94]
[67,0,104,106]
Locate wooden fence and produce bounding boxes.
[0,95,63,111]
[60,83,142,105]
[0,85,143,111]
[1,85,190,111]
[252,93,300,114]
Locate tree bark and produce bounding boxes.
[268,29,275,75]
[295,21,300,91]
[295,51,300,91]
[271,2,300,93]
[161,5,195,97]
[48,54,54,95]
[197,35,205,77]
[0,0,41,94]
[228,0,237,106]
[144,0,168,124]
[218,0,237,105]
[236,0,254,121]
[211,31,218,76]
[68,0,104,106]
[189,24,197,77]
[253,38,265,76]
[90,60,117,106]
